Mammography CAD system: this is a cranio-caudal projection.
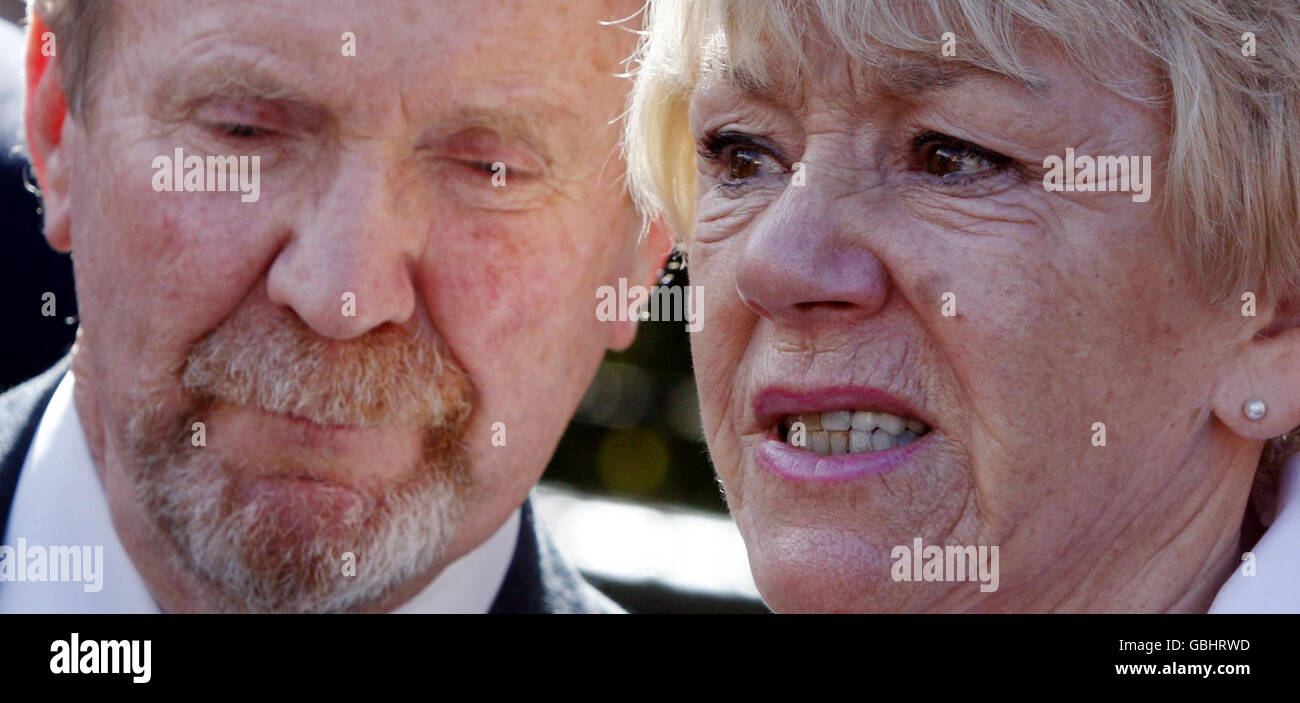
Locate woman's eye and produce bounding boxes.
[461,160,533,182]
[728,148,764,180]
[915,134,1008,179]
[698,131,787,190]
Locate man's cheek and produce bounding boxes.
[146,207,270,323]
[75,158,277,374]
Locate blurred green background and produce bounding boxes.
[543,268,724,514]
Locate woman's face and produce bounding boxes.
[688,38,1256,611]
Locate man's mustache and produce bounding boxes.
[180,303,474,429]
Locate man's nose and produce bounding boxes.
[267,148,420,340]
[733,185,890,329]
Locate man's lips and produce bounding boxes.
[207,402,426,486]
[750,386,935,481]
[256,407,370,443]
[279,410,364,432]
[209,401,406,454]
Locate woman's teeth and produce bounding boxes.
[783,410,929,456]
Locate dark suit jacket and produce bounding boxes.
[0,360,622,614]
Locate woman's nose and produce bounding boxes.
[733,191,891,327]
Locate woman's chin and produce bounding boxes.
[742,523,911,613]
[752,548,993,613]
[731,455,993,613]
[750,552,909,613]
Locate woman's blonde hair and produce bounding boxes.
[623,0,1300,523]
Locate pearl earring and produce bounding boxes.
[1243,399,1267,421]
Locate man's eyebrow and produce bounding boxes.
[149,56,593,164]
[151,54,314,116]
[437,100,591,166]
[443,101,584,135]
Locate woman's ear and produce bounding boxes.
[608,215,674,352]
[25,12,73,253]
[1212,298,1300,440]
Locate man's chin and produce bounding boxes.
[197,475,405,612]
[237,474,371,514]
[166,465,463,613]
[129,421,470,613]
[228,474,375,553]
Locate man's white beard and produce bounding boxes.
[123,302,476,613]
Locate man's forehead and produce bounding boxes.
[117,0,636,83]
[150,48,591,112]
[117,0,633,146]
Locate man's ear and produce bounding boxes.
[1212,299,1300,440]
[608,216,673,351]
[25,12,73,253]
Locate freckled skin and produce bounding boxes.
[688,37,1265,612]
[28,0,664,612]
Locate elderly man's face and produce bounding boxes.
[35,0,656,611]
[688,37,1252,612]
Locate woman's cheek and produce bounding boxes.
[694,192,780,243]
[687,243,750,458]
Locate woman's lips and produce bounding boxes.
[755,429,930,482]
[780,410,928,454]
[751,386,934,482]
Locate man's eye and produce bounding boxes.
[458,160,533,182]
[215,123,270,139]
[915,133,1008,179]
[470,160,506,176]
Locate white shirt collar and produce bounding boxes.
[0,372,519,613]
[1209,453,1300,613]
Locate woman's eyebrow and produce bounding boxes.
[882,60,976,95]
[710,56,1042,107]
[880,58,1044,97]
